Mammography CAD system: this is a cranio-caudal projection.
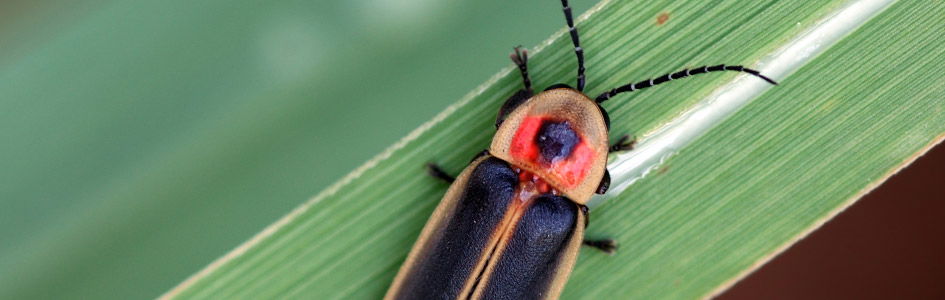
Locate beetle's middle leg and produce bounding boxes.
[425,150,490,184]
[495,48,536,128]
[579,205,618,254]
[425,163,455,183]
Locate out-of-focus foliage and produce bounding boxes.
[0,0,593,298]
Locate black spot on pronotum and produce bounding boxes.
[536,120,579,163]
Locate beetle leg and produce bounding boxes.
[582,239,618,254]
[495,47,536,128]
[495,89,532,128]
[469,149,490,163]
[595,170,611,194]
[425,163,455,183]
[510,46,533,93]
[579,205,618,253]
[609,134,636,153]
[426,151,489,184]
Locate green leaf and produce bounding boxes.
[160,0,945,299]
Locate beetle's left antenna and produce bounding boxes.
[560,0,586,92]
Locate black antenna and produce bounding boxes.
[560,0,586,92]
[595,64,778,103]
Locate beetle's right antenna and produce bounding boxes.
[595,64,778,103]
[560,0,586,92]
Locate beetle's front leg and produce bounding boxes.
[610,134,636,153]
[510,46,533,93]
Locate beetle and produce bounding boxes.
[385,1,776,299]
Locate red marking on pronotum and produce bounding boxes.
[552,141,594,187]
[656,12,670,25]
[517,169,554,194]
[509,116,543,161]
[509,116,596,189]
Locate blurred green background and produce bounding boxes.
[0,0,594,298]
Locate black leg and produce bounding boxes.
[510,46,533,93]
[425,163,455,183]
[579,205,618,253]
[496,47,536,128]
[609,135,636,153]
[595,169,610,194]
[595,64,778,103]
[496,90,532,128]
[469,149,490,163]
[583,239,618,254]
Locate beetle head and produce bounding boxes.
[490,87,608,203]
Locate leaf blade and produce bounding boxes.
[164,0,945,299]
